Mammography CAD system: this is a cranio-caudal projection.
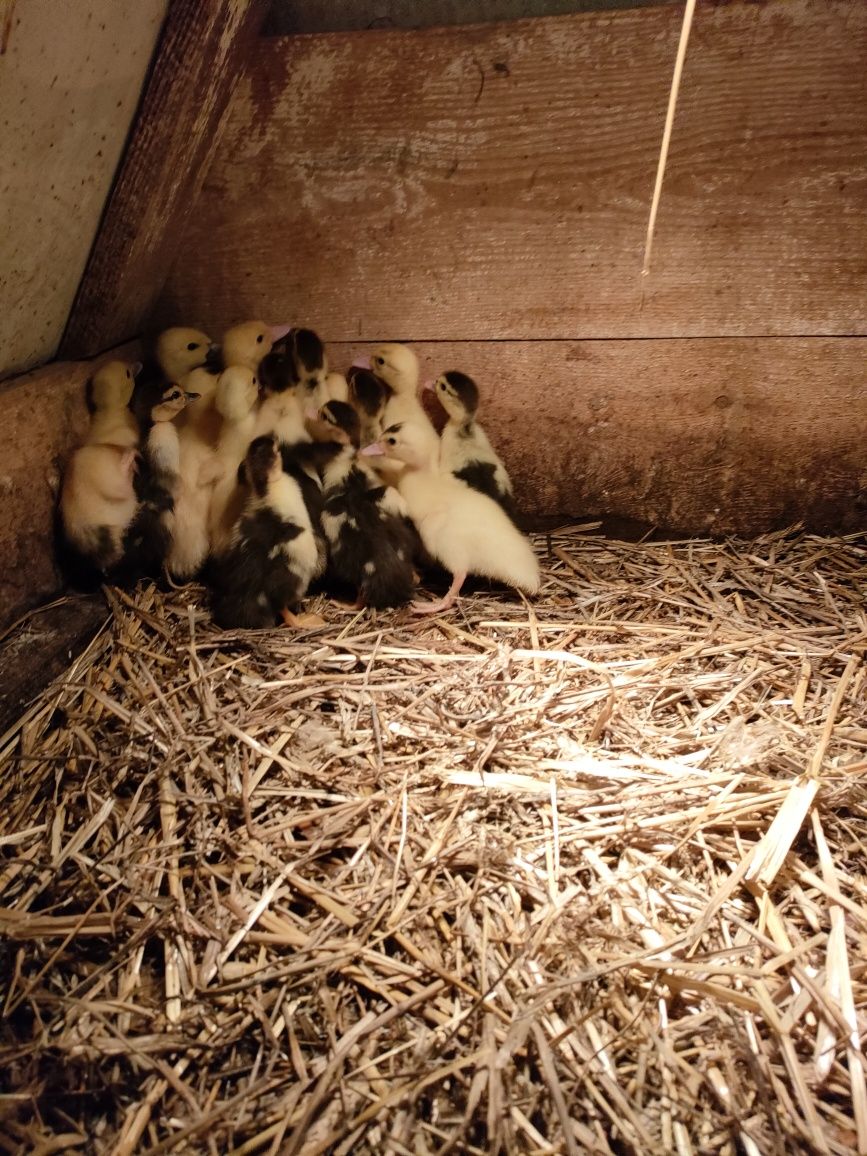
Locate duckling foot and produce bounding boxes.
[281,608,326,628]
[411,571,466,616]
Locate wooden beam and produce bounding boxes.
[156,0,867,340]
[60,0,271,360]
[330,337,867,536]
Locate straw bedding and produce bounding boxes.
[1,524,865,1155]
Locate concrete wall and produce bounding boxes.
[0,0,167,381]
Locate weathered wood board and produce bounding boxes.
[0,347,136,630]
[157,0,867,341]
[60,0,271,360]
[331,338,867,535]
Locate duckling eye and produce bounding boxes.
[386,436,396,446]
[170,389,182,400]
[186,341,199,351]
[125,370,131,379]
[252,376,257,386]
[374,356,384,367]
[256,334,264,344]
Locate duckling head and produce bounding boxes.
[348,366,390,417]
[89,360,137,411]
[156,327,213,381]
[431,371,479,422]
[279,327,328,405]
[222,320,289,371]
[215,366,259,421]
[369,343,418,396]
[258,348,298,397]
[361,419,434,470]
[311,400,360,448]
[242,435,282,498]
[150,384,201,423]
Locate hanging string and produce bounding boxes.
[642,0,698,277]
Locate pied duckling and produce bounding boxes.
[118,384,200,582]
[427,370,518,523]
[255,326,329,441]
[209,435,322,629]
[170,320,285,578]
[207,366,260,553]
[347,365,391,446]
[84,360,141,448]
[311,401,416,609]
[362,419,540,614]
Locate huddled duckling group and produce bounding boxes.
[59,321,540,626]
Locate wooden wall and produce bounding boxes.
[152,0,867,534]
[0,0,166,380]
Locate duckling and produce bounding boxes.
[367,343,440,481]
[361,419,540,614]
[323,370,349,405]
[132,327,213,420]
[311,401,415,609]
[118,384,200,582]
[427,370,518,523]
[59,442,139,578]
[255,326,330,440]
[209,435,322,629]
[347,366,391,445]
[84,360,140,448]
[255,346,307,445]
[207,366,260,553]
[170,321,284,578]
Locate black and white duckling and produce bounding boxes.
[207,366,261,553]
[311,401,416,609]
[170,321,284,579]
[362,419,540,614]
[255,326,329,440]
[118,384,200,582]
[347,365,391,446]
[426,370,518,523]
[84,359,141,448]
[209,435,322,629]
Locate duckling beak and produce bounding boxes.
[360,442,385,457]
[184,391,201,401]
[305,407,320,422]
[131,361,143,378]
[270,323,293,343]
[421,379,435,393]
[352,355,371,371]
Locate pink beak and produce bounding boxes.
[270,323,293,343]
[131,361,144,378]
[421,378,435,393]
[352,355,371,370]
[360,442,385,457]
[305,406,320,422]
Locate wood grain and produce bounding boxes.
[328,337,867,536]
[60,0,271,360]
[157,0,867,341]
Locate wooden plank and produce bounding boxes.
[156,0,867,341]
[0,0,166,381]
[328,337,867,536]
[60,0,271,360]
[0,346,137,629]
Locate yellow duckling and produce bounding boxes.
[361,419,539,614]
[84,360,140,448]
